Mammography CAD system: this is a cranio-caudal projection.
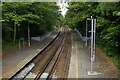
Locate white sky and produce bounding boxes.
[57,0,69,16]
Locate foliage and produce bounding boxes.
[65,2,120,68]
[2,2,62,48]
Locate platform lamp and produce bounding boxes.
[116,12,120,16]
[86,18,91,47]
[0,20,4,27]
[0,20,4,22]
[0,20,4,45]
[86,16,100,75]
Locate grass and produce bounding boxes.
[111,56,119,69]
[2,40,19,50]
[53,26,61,31]
[101,46,119,69]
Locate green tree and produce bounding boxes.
[2,2,61,49]
[65,2,120,68]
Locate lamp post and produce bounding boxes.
[86,18,92,47]
[28,23,30,47]
[86,16,99,75]
[86,19,88,47]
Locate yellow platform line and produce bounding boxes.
[1,48,40,78]
[17,49,39,67]
[76,42,79,79]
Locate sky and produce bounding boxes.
[57,0,69,16]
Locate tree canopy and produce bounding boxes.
[2,2,62,44]
[65,2,120,68]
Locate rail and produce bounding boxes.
[9,27,71,80]
[9,31,60,80]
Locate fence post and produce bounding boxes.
[19,38,21,50]
[19,38,24,50]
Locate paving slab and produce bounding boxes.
[1,31,59,79]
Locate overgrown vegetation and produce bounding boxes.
[2,2,62,50]
[1,2,120,68]
[65,2,120,68]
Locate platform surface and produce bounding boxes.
[68,31,103,78]
[1,31,58,79]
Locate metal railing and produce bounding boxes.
[74,28,84,41]
[31,30,55,41]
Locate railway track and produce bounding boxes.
[52,28,72,79]
[6,26,71,80]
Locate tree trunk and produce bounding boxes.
[13,22,16,44]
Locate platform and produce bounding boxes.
[1,31,59,79]
[68,31,103,78]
